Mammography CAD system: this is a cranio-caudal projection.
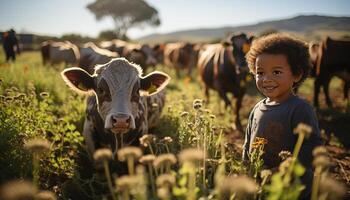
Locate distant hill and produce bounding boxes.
[136,15,350,43]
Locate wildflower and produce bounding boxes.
[117,147,142,162]
[193,99,203,110]
[319,176,346,199]
[153,154,177,169]
[139,154,156,164]
[93,148,112,163]
[0,180,37,200]
[156,174,176,187]
[139,134,156,147]
[312,155,331,169]
[293,123,312,138]
[260,169,272,180]
[115,175,138,192]
[157,187,170,200]
[278,150,292,161]
[251,137,267,149]
[24,138,51,154]
[279,157,293,174]
[219,175,258,199]
[160,136,173,144]
[178,148,205,164]
[312,146,328,157]
[36,190,57,200]
[209,114,216,119]
[180,111,189,117]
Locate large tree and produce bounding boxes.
[87,0,160,39]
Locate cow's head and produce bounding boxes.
[61,57,170,134]
[230,33,254,69]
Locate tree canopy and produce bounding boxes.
[87,0,161,39]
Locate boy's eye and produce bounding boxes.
[256,71,263,75]
[273,70,282,75]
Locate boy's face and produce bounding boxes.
[254,53,301,104]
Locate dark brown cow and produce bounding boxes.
[100,39,157,71]
[164,42,199,77]
[309,37,350,107]
[61,58,170,158]
[197,33,253,130]
[40,40,80,66]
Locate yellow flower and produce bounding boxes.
[251,137,268,149]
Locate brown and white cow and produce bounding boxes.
[41,40,80,66]
[309,37,350,107]
[79,42,119,74]
[164,42,199,77]
[61,57,170,157]
[197,33,253,130]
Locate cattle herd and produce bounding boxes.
[40,33,349,158]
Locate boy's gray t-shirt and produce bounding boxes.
[242,95,323,169]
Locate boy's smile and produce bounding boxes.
[255,53,301,104]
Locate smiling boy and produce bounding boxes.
[242,33,323,199]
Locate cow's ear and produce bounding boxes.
[140,71,170,96]
[61,67,95,95]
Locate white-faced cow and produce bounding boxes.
[309,37,350,107]
[79,42,119,75]
[197,33,253,130]
[61,58,170,157]
[41,40,80,66]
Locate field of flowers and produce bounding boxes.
[0,50,349,200]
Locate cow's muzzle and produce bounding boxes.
[110,114,132,134]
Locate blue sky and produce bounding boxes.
[0,0,349,39]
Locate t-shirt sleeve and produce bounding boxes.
[291,101,324,168]
[242,107,255,162]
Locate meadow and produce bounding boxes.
[0,50,349,200]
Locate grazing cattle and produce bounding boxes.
[100,39,157,71]
[309,37,350,107]
[164,42,199,77]
[197,33,253,130]
[61,57,170,157]
[40,41,80,66]
[79,42,119,74]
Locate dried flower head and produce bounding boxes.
[312,146,328,157]
[24,138,51,154]
[312,155,331,169]
[293,123,312,138]
[219,175,258,198]
[178,148,205,164]
[35,190,57,200]
[139,134,156,147]
[251,137,268,149]
[319,176,346,199]
[93,148,112,163]
[278,150,292,161]
[139,154,156,164]
[156,174,176,187]
[279,157,293,174]
[117,147,142,161]
[193,99,203,110]
[0,180,37,200]
[115,175,138,192]
[153,154,177,169]
[260,169,272,180]
[180,111,189,117]
[160,136,173,144]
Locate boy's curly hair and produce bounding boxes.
[246,33,311,88]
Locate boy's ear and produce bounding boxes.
[140,71,170,96]
[61,67,95,95]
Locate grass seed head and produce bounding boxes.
[178,148,205,164]
[139,154,156,164]
[153,154,177,169]
[115,175,138,192]
[160,136,173,144]
[278,150,292,161]
[156,174,176,187]
[293,123,312,138]
[220,175,258,198]
[312,155,331,169]
[312,146,328,157]
[193,99,203,110]
[139,134,156,147]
